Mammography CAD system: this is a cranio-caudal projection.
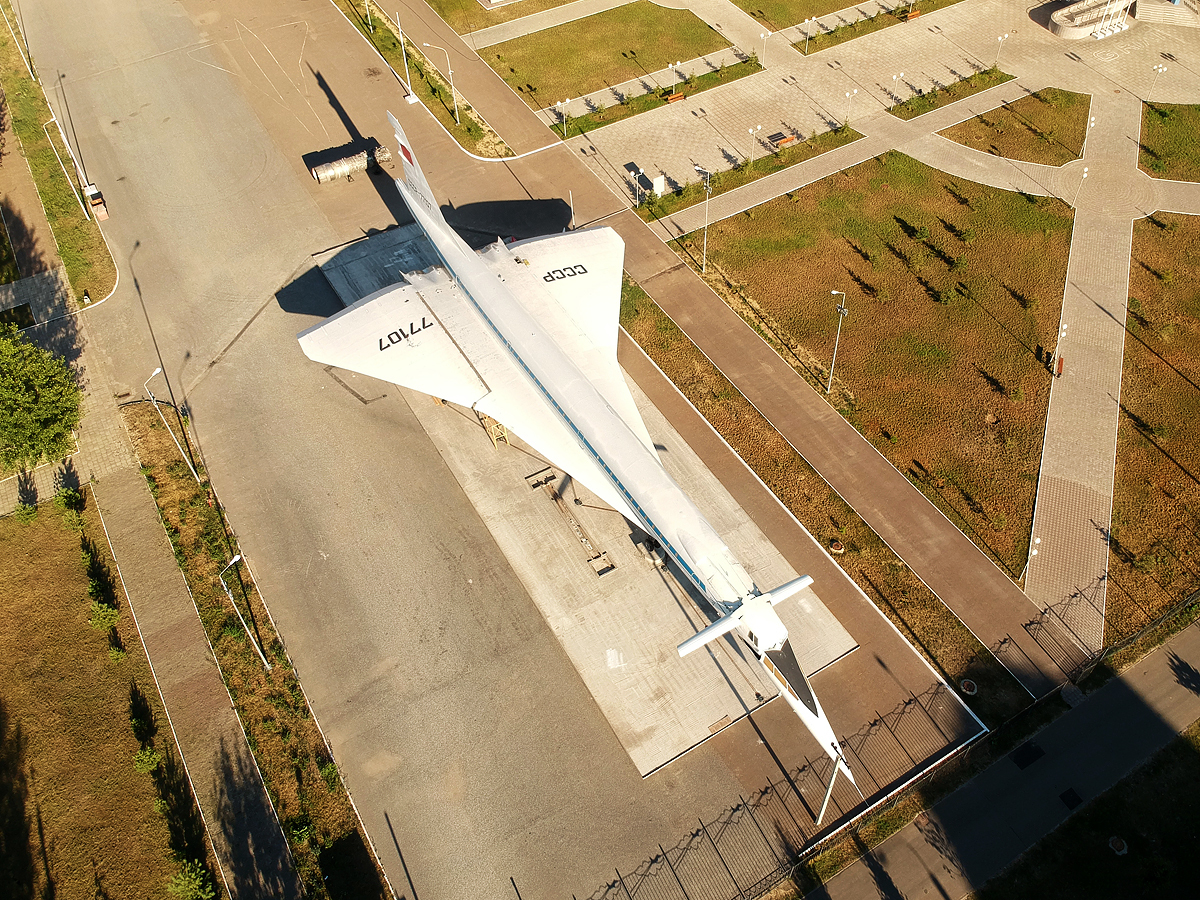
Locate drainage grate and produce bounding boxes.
[1009,740,1045,770]
[1060,787,1083,810]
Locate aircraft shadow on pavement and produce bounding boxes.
[275,263,345,320]
[442,198,572,248]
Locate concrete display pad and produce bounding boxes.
[315,231,857,774]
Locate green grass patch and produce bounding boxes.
[424,0,577,36]
[123,402,391,900]
[665,150,1074,580]
[890,66,1013,120]
[735,0,884,32]
[939,87,1091,166]
[792,0,966,55]
[621,276,1030,728]
[1139,102,1200,181]
[636,126,861,222]
[557,58,761,138]
[0,490,217,899]
[0,1,116,301]
[975,717,1200,899]
[489,1,729,110]
[334,0,511,157]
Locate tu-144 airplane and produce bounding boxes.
[298,113,853,786]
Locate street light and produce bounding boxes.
[219,555,272,670]
[844,89,857,126]
[1151,63,1166,101]
[827,291,848,394]
[695,165,712,275]
[995,33,1009,68]
[555,98,573,138]
[1072,166,1088,207]
[635,167,645,207]
[669,61,682,92]
[747,124,762,163]
[423,42,459,125]
[394,13,415,97]
[803,18,816,55]
[760,31,771,67]
[144,367,201,484]
[892,71,905,104]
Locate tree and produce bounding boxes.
[0,324,81,470]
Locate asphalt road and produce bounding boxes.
[29,0,979,896]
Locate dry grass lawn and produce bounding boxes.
[1106,212,1200,645]
[489,1,729,109]
[672,151,1073,579]
[939,87,1090,166]
[0,497,207,899]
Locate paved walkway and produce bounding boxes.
[807,618,1200,899]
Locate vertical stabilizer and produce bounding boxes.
[388,111,443,224]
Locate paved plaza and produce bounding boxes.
[5,0,1200,896]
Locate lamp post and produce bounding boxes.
[555,98,572,137]
[423,43,459,125]
[669,61,682,92]
[220,556,272,670]
[144,368,201,484]
[826,291,848,394]
[395,14,414,95]
[844,89,857,126]
[635,168,645,207]
[760,31,771,67]
[995,33,1008,68]
[747,124,762,164]
[892,71,904,104]
[1072,166,1088,207]
[803,17,816,54]
[694,165,712,275]
[1151,63,1166,101]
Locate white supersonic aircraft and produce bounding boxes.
[298,113,853,784]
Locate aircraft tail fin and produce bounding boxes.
[388,111,443,224]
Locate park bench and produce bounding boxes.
[899,8,921,20]
[771,133,798,149]
[667,92,685,103]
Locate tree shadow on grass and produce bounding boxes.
[153,743,209,873]
[0,698,37,899]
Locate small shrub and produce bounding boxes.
[89,600,119,631]
[13,502,36,524]
[108,646,127,662]
[133,746,162,774]
[167,860,216,900]
[320,760,340,791]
